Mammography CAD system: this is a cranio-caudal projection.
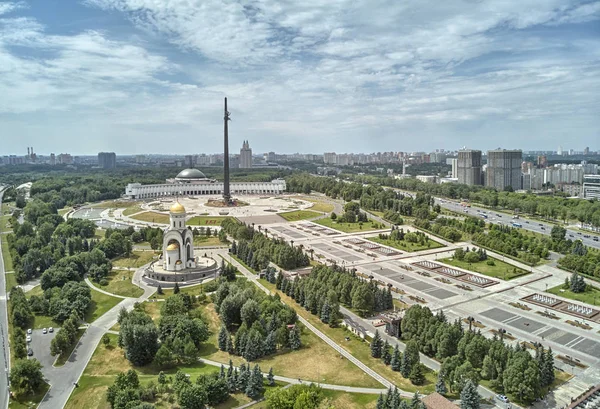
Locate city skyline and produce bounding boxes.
[1,1,599,154]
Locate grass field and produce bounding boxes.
[196,302,381,388]
[315,217,381,233]
[187,216,230,226]
[122,204,144,216]
[279,209,322,222]
[100,269,144,298]
[369,236,444,252]
[84,288,123,323]
[112,250,157,269]
[9,380,50,409]
[150,281,209,300]
[5,272,17,291]
[194,236,227,246]
[547,284,600,306]
[130,211,170,224]
[0,215,10,231]
[439,256,531,280]
[57,207,72,216]
[55,328,86,366]
[258,279,436,394]
[1,234,14,271]
[309,202,335,213]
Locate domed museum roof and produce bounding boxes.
[175,168,207,180]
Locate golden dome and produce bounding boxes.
[166,242,180,251]
[170,202,185,214]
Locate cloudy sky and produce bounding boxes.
[1,0,599,155]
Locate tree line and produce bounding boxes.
[223,218,310,271]
[277,264,393,320]
[401,305,555,404]
[214,279,301,362]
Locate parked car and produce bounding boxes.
[541,227,545,230]
[42,328,47,334]
[594,237,599,242]
[569,234,574,237]
[27,348,33,356]
[496,394,509,403]
[49,327,54,333]
[26,336,32,343]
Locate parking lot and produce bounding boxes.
[27,328,57,367]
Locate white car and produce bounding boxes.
[49,327,54,333]
[26,335,32,343]
[496,394,509,403]
[42,328,47,334]
[27,329,32,335]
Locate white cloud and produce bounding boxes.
[0,0,599,153]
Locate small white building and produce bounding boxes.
[162,202,196,271]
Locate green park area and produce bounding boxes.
[369,233,444,252]
[194,236,226,246]
[279,209,322,222]
[252,389,380,409]
[547,284,600,306]
[84,288,123,323]
[9,381,50,409]
[112,250,157,269]
[301,198,335,213]
[187,216,230,226]
[122,204,144,216]
[91,201,139,209]
[131,211,170,224]
[315,217,382,233]
[55,328,87,366]
[1,234,14,271]
[258,279,437,394]
[100,269,144,298]
[439,256,530,280]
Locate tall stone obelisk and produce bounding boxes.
[223,97,231,203]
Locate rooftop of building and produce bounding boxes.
[421,393,460,409]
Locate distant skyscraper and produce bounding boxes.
[49,153,56,165]
[584,147,590,155]
[457,150,482,186]
[239,140,253,169]
[98,152,116,169]
[486,149,523,191]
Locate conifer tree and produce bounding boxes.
[267,367,275,386]
[371,330,383,358]
[218,326,229,351]
[435,372,447,395]
[460,379,480,409]
[289,326,301,350]
[382,340,391,365]
[391,345,401,371]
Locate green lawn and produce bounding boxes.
[187,216,230,226]
[5,272,17,291]
[439,256,531,280]
[130,211,169,224]
[9,380,50,409]
[368,236,444,252]
[547,284,600,306]
[315,217,382,233]
[279,209,322,222]
[258,279,437,394]
[57,207,72,216]
[0,215,10,231]
[55,328,86,366]
[99,270,144,298]
[194,236,227,246]
[90,201,140,209]
[122,204,144,216]
[1,234,14,271]
[150,282,208,300]
[112,250,157,269]
[84,288,123,323]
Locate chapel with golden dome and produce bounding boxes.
[162,201,196,271]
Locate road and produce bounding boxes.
[38,266,156,409]
[435,198,600,249]
[0,190,10,409]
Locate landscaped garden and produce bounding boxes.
[440,248,531,280]
[279,209,322,221]
[547,283,600,306]
[84,288,123,323]
[315,217,381,233]
[187,215,230,226]
[99,269,144,298]
[112,250,157,269]
[369,228,444,252]
[131,211,170,224]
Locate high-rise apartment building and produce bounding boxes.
[239,140,252,168]
[582,175,600,200]
[98,152,116,169]
[457,149,482,186]
[486,149,523,191]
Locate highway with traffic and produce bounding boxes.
[435,197,600,249]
